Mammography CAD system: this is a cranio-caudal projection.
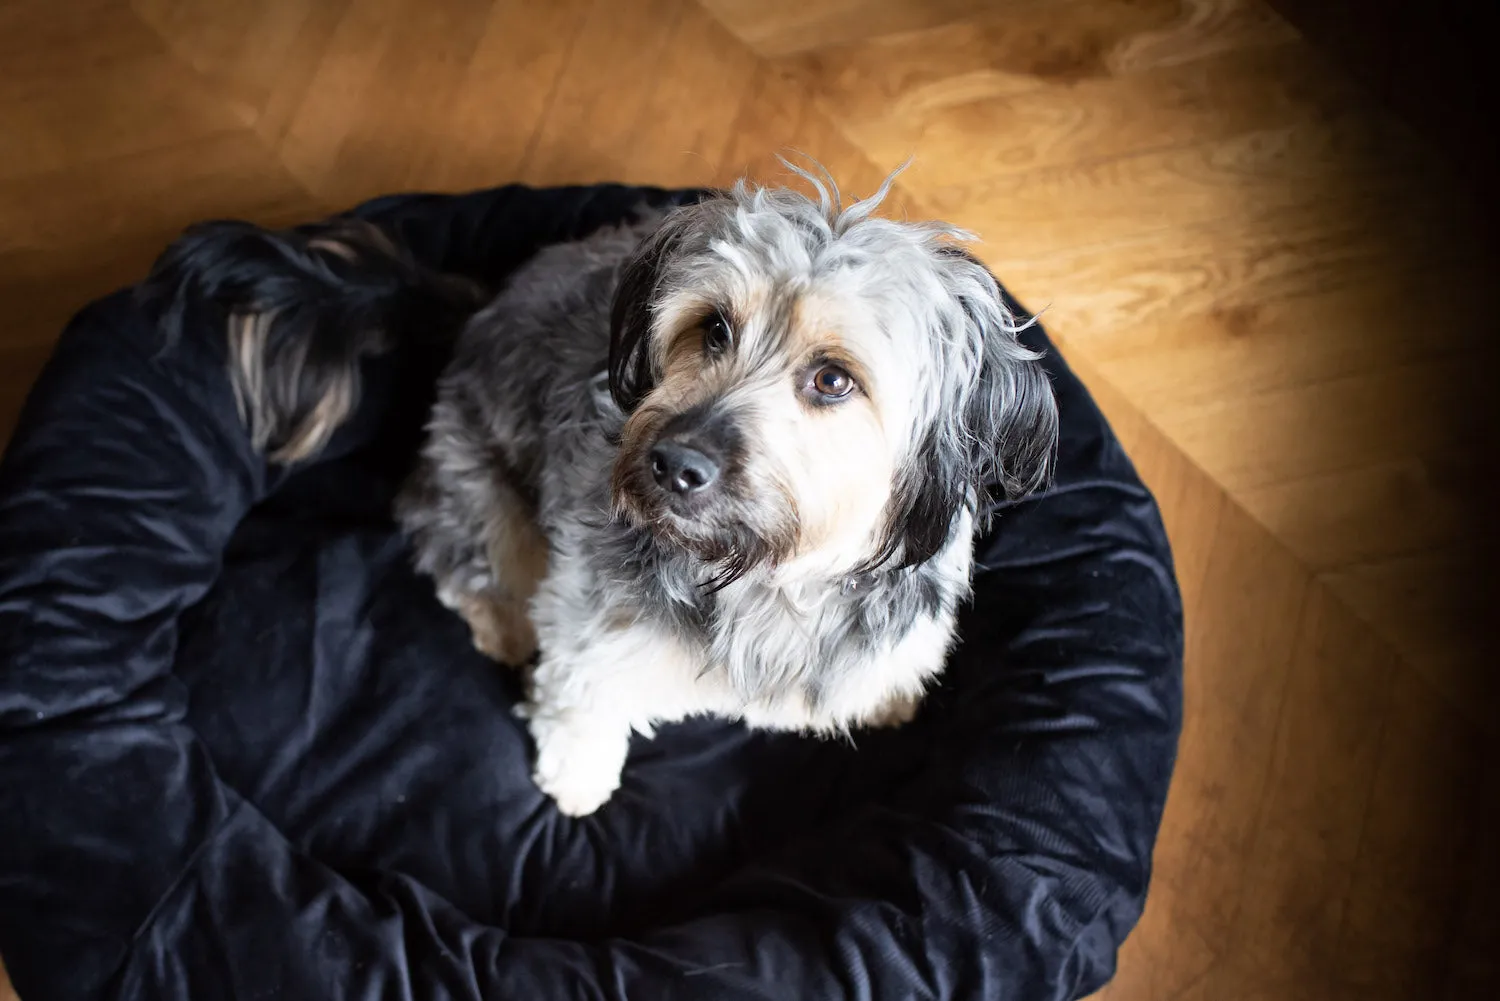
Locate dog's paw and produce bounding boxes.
[534,771,618,817]
[529,720,627,817]
[864,691,922,730]
[532,756,621,817]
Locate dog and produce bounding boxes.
[141,163,1060,816]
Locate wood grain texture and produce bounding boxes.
[0,1,1494,999]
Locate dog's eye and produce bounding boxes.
[701,311,733,354]
[810,364,856,401]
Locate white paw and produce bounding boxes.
[532,758,621,817]
[529,720,628,817]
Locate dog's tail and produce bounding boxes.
[137,216,486,465]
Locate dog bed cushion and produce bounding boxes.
[0,183,1183,1001]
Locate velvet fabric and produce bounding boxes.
[0,184,1182,1000]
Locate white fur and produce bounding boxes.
[523,521,970,815]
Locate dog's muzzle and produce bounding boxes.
[642,404,740,514]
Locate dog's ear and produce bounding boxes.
[870,427,973,572]
[608,213,683,412]
[870,246,1059,571]
[942,246,1059,504]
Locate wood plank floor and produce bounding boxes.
[2,1,1494,998]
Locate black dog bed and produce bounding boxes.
[0,184,1182,1000]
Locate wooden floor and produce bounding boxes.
[1,1,1494,998]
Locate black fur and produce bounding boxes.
[870,247,1059,573]
[138,216,485,462]
[868,425,972,574]
[607,198,726,413]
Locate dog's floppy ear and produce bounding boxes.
[607,222,671,413]
[944,246,1059,504]
[607,200,722,413]
[871,245,1059,571]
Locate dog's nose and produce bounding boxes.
[649,440,720,496]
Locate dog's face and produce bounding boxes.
[609,177,1058,584]
[611,270,905,582]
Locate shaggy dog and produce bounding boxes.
[142,165,1059,816]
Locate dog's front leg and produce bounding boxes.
[524,695,633,818]
[519,611,710,817]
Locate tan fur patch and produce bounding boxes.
[228,313,263,416]
[456,590,538,666]
[306,236,360,263]
[861,689,923,729]
[662,321,707,374]
[460,484,548,665]
[227,310,272,447]
[270,372,355,464]
[484,487,550,601]
[781,297,828,358]
[307,220,400,264]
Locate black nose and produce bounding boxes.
[649,440,720,496]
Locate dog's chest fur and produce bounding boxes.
[587,519,958,706]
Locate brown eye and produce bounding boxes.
[701,310,732,354]
[811,364,855,400]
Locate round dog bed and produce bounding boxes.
[0,184,1183,1000]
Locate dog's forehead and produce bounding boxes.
[674,272,893,363]
[651,285,925,408]
[648,197,962,379]
[761,270,942,372]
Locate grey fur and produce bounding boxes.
[396,173,1059,814]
